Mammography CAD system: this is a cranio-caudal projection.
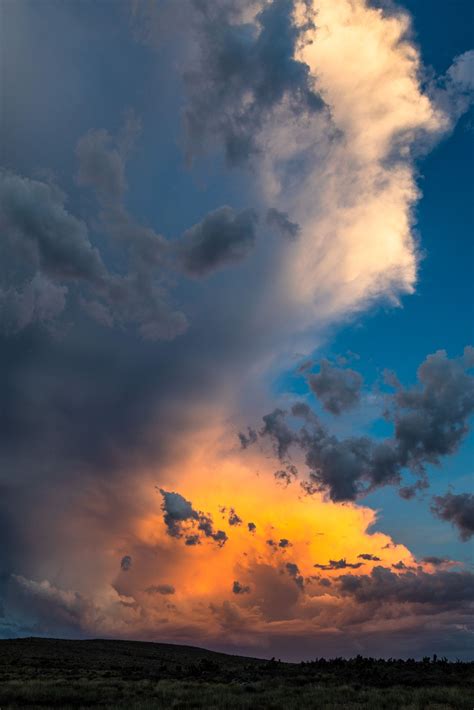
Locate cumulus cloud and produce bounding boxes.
[2,0,473,663]
[308,359,363,415]
[145,584,175,595]
[274,464,298,487]
[228,508,242,526]
[159,489,228,546]
[0,168,187,340]
[232,580,250,594]
[266,208,300,240]
[120,555,132,571]
[285,562,304,589]
[249,348,474,501]
[338,566,474,606]
[239,427,258,449]
[314,558,362,570]
[0,171,106,283]
[178,206,258,276]
[431,491,474,541]
[184,0,323,165]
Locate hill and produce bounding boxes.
[0,637,473,708]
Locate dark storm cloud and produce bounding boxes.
[0,168,187,341]
[338,566,474,606]
[178,206,258,276]
[232,580,250,594]
[247,522,256,533]
[245,348,474,502]
[0,171,105,284]
[76,129,127,204]
[314,558,363,570]
[159,489,228,546]
[145,584,175,595]
[266,208,300,240]
[285,562,304,589]
[431,491,474,541]
[357,553,381,562]
[308,359,363,415]
[184,0,324,165]
[120,555,132,571]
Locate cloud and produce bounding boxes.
[0,170,106,284]
[159,489,228,546]
[338,566,474,606]
[232,580,250,594]
[248,348,474,502]
[266,208,300,240]
[184,0,323,165]
[120,555,132,571]
[239,427,257,449]
[248,522,256,533]
[421,556,453,567]
[0,168,187,341]
[0,273,67,334]
[357,553,381,562]
[314,558,363,570]
[228,508,242,526]
[145,584,175,595]
[308,359,363,415]
[274,464,297,487]
[285,562,304,589]
[431,491,474,542]
[178,206,258,276]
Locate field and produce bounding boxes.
[0,637,473,709]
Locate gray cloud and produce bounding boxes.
[357,553,381,562]
[228,508,242,526]
[274,464,297,487]
[390,348,474,471]
[266,208,300,240]
[145,584,175,595]
[248,348,474,502]
[285,562,304,590]
[232,580,250,594]
[184,0,324,165]
[421,556,452,566]
[308,359,363,415]
[338,566,474,606]
[0,168,187,341]
[159,489,199,538]
[247,522,256,533]
[120,555,132,571]
[314,558,363,571]
[159,489,228,546]
[431,491,474,541]
[178,206,258,276]
[238,427,257,449]
[0,171,106,284]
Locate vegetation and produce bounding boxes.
[0,637,472,709]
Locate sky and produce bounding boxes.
[0,0,473,661]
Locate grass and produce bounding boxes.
[0,638,472,708]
